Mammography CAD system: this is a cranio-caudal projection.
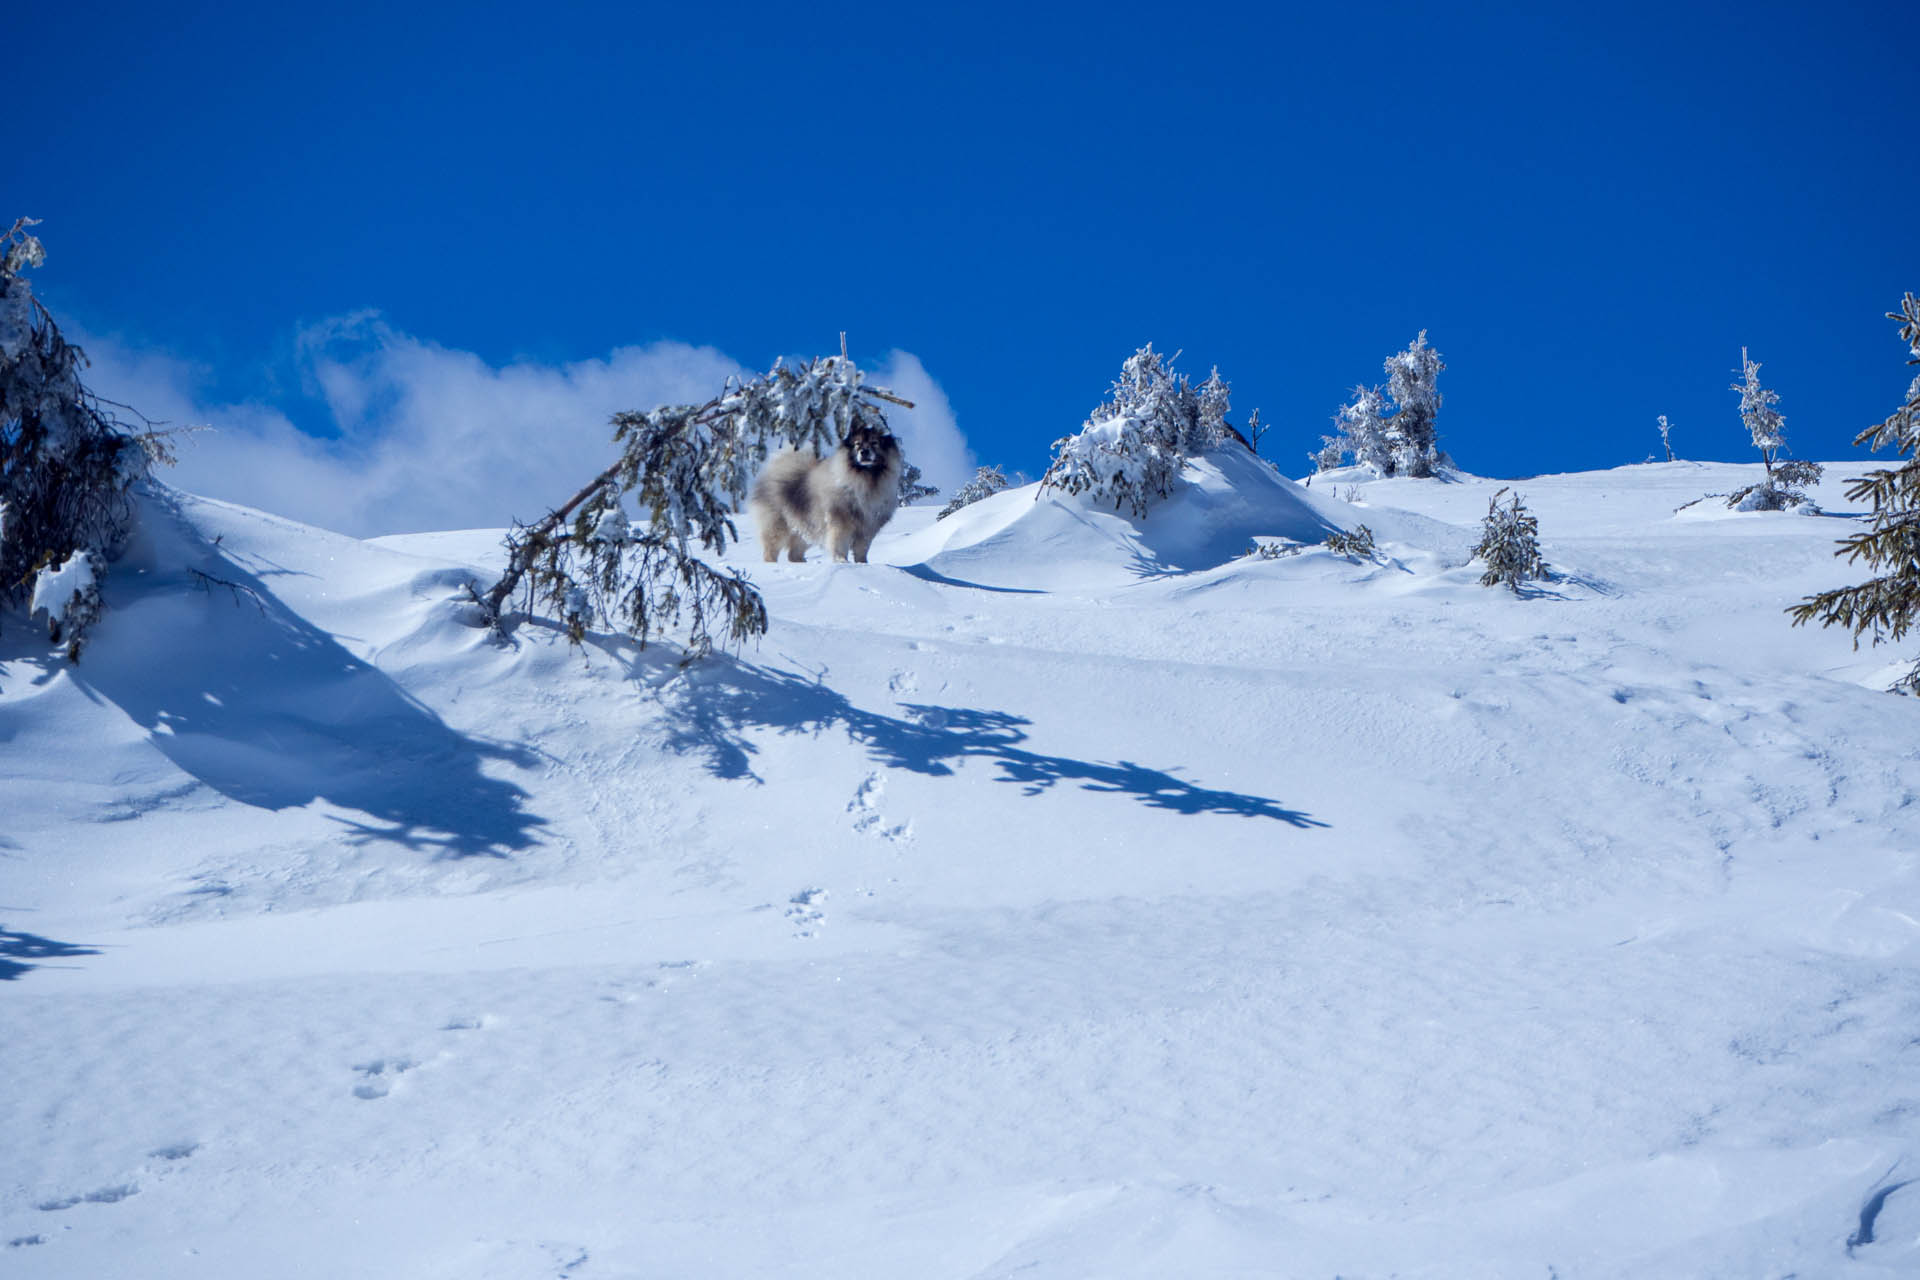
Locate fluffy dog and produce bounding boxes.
[750,424,905,563]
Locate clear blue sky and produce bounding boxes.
[14,0,1917,493]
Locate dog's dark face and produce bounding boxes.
[842,424,901,474]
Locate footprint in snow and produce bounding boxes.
[351,1057,415,1100]
[848,772,914,844]
[36,1184,139,1211]
[787,888,827,937]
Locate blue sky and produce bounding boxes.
[13,0,1917,532]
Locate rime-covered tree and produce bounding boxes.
[1789,293,1920,692]
[1383,330,1445,477]
[0,218,159,661]
[896,462,938,507]
[1472,488,1547,593]
[1192,367,1232,457]
[1321,332,1446,477]
[469,354,911,660]
[1040,344,1233,517]
[1324,384,1392,475]
[1725,349,1821,509]
[937,465,1010,519]
[1657,414,1676,462]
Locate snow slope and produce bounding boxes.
[3,454,1918,1277]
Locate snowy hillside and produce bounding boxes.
[4,454,1918,1278]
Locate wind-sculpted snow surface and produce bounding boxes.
[3,459,1919,1277]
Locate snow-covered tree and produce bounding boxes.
[1725,349,1821,509]
[937,465,1009,519]
[1789,293,1920,692]
[1192,367,1231,457]
[1321,332,1446,477]
[1325,384,1392,475]
[1,218,159,661]
[1472,488,1547,592]
[896,462,938,507]
[469,354,912,660]
[1657,414,1676,462]
[1383,330,1445,477]
[1039,344,1233,517]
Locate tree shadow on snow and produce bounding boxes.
[0,925,100,981]
[660,658,1326,827]
[65,500,546,859]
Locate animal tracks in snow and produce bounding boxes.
[25,1139,203,1241]
[848,771,912,843]
[352,1014,497,1098]
[786,888,828,937]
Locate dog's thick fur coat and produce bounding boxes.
[750,425,905,563]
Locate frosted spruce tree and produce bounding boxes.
[1321,332,1446,476]
[1323,384,1392,474]
[469,354,911,659]
[1039,345,1230,517]
[896,462,938,507]
[1472,488,1547,593]
[1383,330,1445,477]
[1657,414,1676,462]
[937,465,1010,519]
[1727,348,1821,509]
[1789,294,1920,692]
[1,218,160,661]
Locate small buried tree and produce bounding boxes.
[937,464,1010,519]
[1040,344,1236,517]
[467,353,911,660]
[1472,488,1547,593]
[1727,348,1821,509]
[896,462,938,507]
[1789,293,1920,692]
[1,218,161,661]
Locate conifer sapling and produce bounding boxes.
[1472,488,1547,593]
[1788,293,1920,692]
[938,465,1010,519]
[1726,349,1821,509]
[1040,345,1235,517]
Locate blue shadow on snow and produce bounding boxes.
[67,497,546,859]
[659,658,1325,827]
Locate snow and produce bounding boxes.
[4,454,1919,1277]
[26,549,95,623]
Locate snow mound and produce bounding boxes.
[883,445,1467,592]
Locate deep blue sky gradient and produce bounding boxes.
[14,0,1917,487]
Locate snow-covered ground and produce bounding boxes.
[3,453,1917,1277]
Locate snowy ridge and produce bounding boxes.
[3,459,1919,1277]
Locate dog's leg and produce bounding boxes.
[852,531,874,564]
[759,517,787,563]
[786,535,809,563]
[827,520,854,562]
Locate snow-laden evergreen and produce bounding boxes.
[1383,329,1445,477]
[1724,350,1821,510]
[0,219,155,660]
[896,462,938,507]
[1790,293,1920,691]
[1039,345,1231,517]
[472,353,909,658]
[1471,487,1547,592]
[1324,383,1393,474]
[937,464,1010,519]
[1320,332,1447,477]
